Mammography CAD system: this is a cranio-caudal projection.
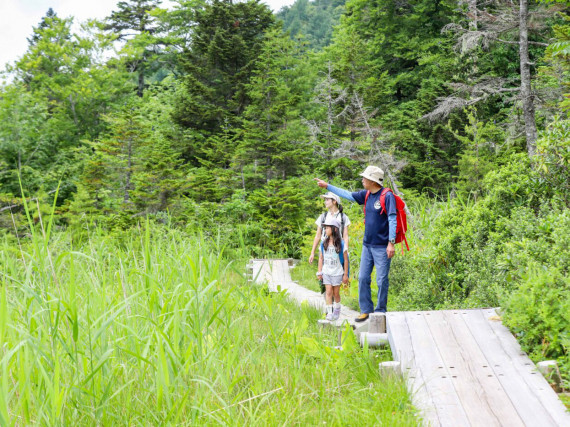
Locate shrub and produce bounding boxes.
[502,268,570,388]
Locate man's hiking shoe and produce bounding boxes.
[331,306,341,321]
[354,313,369,322]
[325,312,334,321]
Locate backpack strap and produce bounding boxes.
[379,187,392,215]
[320,212,326,228]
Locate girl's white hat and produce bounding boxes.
[322,217,341,229]
[320,192,340,205]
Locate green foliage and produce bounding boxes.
[382,155,570,385]
[534,116,570,206]
[236,28,314,187]
[1,0,570,395]
[0,225,418,424]
[104,0,163,97]
[503,269,570,388]
[0,11,130,203]
[449,109,502,200]
[249,178,313,256]
[172,0,275,133]
[277,0,346,50]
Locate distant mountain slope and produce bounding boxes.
[276,0,346,50]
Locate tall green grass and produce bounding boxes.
[0,217,418,425]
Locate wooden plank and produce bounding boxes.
[482,309,570,427]
[406,311,471,427]
[462,309,559,426]
[387,312,439,426]
[252,259,360,325]
[430,310,524,426]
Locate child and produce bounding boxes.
[309,192,350,264]
[317,217,349,321]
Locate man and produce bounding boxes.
[315,165,396,322]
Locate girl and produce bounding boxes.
[317,217,349,321]
[309,192,350,264]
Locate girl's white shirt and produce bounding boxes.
[320,240,347,276]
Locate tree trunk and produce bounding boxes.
[137,63,145,98]
[519,0,537,157]
[124,135,133,204]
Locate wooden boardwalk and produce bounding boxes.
[251,259,570,426]
[251,258,361,327]
[388,310,570,426]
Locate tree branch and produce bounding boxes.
[493,37,549,47]
[0,189,58,213]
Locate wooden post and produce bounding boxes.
[537,360,562,392]
[369,313,386,333]
[359,333,388,347]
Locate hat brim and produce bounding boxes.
[322,221,340,228]
[320,194,340,203]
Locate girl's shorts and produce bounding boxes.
[322,274,343,286]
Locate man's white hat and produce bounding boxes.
[360,165,384,185]
[320,191,341,205]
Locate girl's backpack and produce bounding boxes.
[364,188,409,252]
[320,240,350,278]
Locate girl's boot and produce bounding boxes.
[325,305,334,321]
[332,303,341,321]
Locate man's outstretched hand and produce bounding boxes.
[314,178,328,188]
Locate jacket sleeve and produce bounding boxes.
[326,184,356,202]
[388,213,397,241]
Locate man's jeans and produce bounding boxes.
[358,244,392,313]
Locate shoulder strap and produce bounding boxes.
[379,188,392,215]
[320,212,326,227]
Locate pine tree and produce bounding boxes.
[172,0,275,134]
[83,102,152,212]
[234,28,313,188]
[105,0,162,97]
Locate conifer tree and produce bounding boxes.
[83,103,152,212]
[235,28,313,188]
[105,0,162,97]
[173,0,275,134]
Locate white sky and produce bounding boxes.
[0,0,295,71]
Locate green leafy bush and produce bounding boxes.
[503,269,570,388]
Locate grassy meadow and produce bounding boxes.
[0,219,418,425]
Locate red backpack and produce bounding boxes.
[364,188,410,252]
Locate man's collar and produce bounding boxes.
[369,185,383,195]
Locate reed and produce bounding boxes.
[0,215,418,425]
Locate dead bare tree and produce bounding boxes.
[428,0,557,157]
[305,61,349,160]
[345,93,411,215]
